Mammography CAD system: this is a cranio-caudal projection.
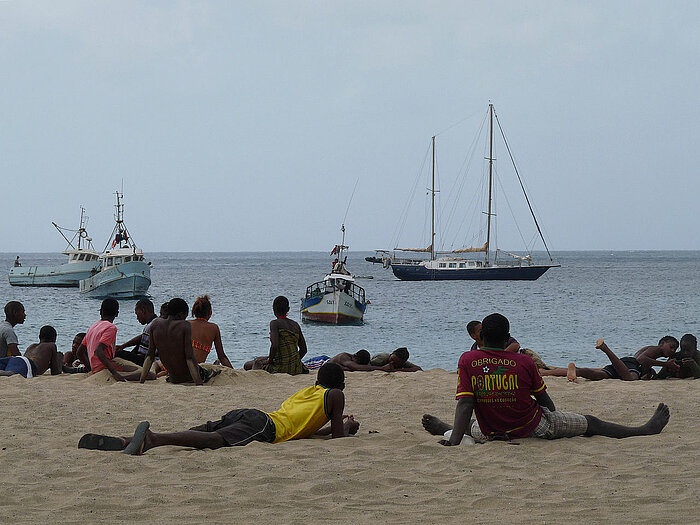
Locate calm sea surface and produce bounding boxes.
[2,251,698,370]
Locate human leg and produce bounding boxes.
[596,339,639,381]
[584,403,669,438]
[422,414,453,435]
[540,364,609,381]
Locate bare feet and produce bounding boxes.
[596,339,609,352]
[643,403,670,435]
[567,363,578,383]
[422,414,452,436]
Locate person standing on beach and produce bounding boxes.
[77,299,153,382]
[540,336,679,381]
[189,295,233,368]
[1,301,26,357]
[140,298,220,385]
[422,313,670,445]
[114,299,158,367]
[79,362,359,454]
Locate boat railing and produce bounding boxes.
[305,280,366,303]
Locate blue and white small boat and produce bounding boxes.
[8,207,101,287]
[79,192,151,299]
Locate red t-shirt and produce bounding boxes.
[82,320,118,373]
[456,347,546,439]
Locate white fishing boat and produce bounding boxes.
[79,192,151,298]
[8,207,100,287]
[301,225,368,324]
[368,104,559,280]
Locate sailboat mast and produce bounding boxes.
[431,135,436,261]
[485,104,494,266]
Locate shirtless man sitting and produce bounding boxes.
[540,336,679,382]
[140,298,220,385]
[0,326,62,378]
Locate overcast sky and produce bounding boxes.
[1,1,698,253]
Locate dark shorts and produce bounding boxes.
[602,356,643,379]
[189,409,276,446]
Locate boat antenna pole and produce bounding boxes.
[485,104,494,266]
[431,135,436,261]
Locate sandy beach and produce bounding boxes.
[1,367,697,524]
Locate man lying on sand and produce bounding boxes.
[0,325,62,378]
[78,362,360,455]
[540,336,679,382]
[370,347,422,372]
[140,298,220,385]
[422,313,670,445]
[656,334,700,379]
[302,348,422,372]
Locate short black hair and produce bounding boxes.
[317,362,345,389]
[354,349,370,365]
[480,313,510,348]
[160,302,169,316]
[4,301,24,318]
[273,296,290,316]
[168,298,189,316]
[680,334,697,353]
[659,335,679,349]
[466,320,481,336]
[39,325,57,342]
[135,298,154,313]
[392,347,409,362]
[100,298,119,317]
[74,332,86,341]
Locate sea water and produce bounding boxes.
[2,251,698,370]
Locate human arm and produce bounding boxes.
[115,334,142,353]
[636,347,680,372]
[50,346,62,375]
[439,397,474,446]
[297,327,308,360]
[382,360,422,372]
[212,326,233,368]
[682,356,700,379]
[183,323,202,385]
[6,343,20,357]
[268,320,279,363]
[95,343,125,382]
[504,338,521,353]
[534,391,556,411]
[75,344,90,369]
[314,388,359,438]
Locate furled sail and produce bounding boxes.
[450,243,488,254]
[394,244,432,253]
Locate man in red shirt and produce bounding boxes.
[423,313,670,445]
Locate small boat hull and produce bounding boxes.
[79,261,151,298]
[301,290,367,324]
[390,263,557,281]
[8,262,101,287]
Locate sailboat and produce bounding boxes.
[370,104,558,281]
[8,207,101,287]
[79,191,151,298]
[300,224,369,324]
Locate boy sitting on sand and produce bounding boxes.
[79,362,360,454]
[422,313,670,445]
[0,325,62,378]
[540,336,679,382]
[140,298,220,385]
[656,334,700,379]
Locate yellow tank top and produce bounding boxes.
[266,385,330,443]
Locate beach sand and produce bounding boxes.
[1,367,697,524]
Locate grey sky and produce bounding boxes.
[2,1,698,253]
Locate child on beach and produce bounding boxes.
[114,298,158,367]
[370,347,423,372]
[540,336,679,381]
[656,334,700,379]
[189,295,233,368]
[0,325,62,378]
[79,362,360,454]
[422,313,670,445]
[1,301,25,357]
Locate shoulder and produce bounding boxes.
[325,388,345,412]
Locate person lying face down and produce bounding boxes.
[78,362,360,455]
[422,313,670,445]
[370,348,422,372]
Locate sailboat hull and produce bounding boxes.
[390,263,556,281]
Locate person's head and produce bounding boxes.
[480,313,510,349]
[39,325,57,343]
[352,349,370,365]
[192,294,213,320]
[4,301,25,325]
[317,362,345,390]
[273,296,290,317]
[466,320,482,342]
[160,302,169,319]
[389,347,410,367]
[167,298,189,320]
[99,298,119,320]
[678,334,697,358]
[658,335,679,357]
[72,332,86,351]
[134,298,155,324]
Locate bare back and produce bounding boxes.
[25,342,61,375]
[150,317,196,383]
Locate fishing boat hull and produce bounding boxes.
[301,290,367,324]
[8,262,101,287]
[390,262,556,281]
[79,261,151,298]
